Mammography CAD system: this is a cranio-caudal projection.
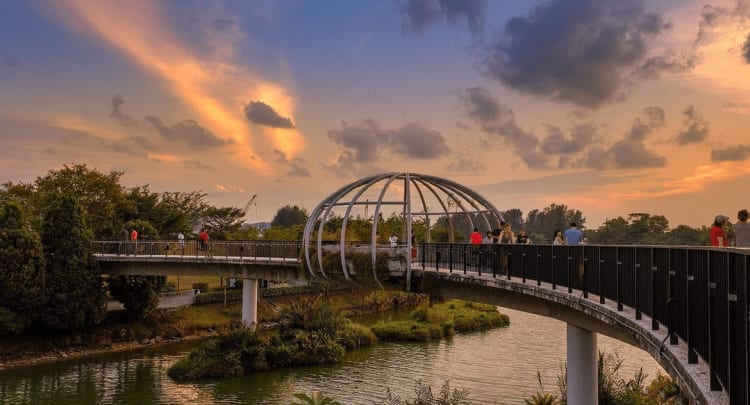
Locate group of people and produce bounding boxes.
[553,223,585,245]
[125,228,210,255]
[470,221,570,245]
[710,209,750,248]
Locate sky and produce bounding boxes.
[1,0,749,229]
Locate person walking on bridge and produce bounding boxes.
[563,223,583,245]
[735,209,750,247]
[470,228,482,245]
[177,231,185,254]
[711,215,730,247]
[199,229,210,256]
[130,228,138,255]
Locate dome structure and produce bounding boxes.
[303,173,505,287]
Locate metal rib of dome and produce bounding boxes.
[302,172,505,287]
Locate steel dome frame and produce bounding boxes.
[302,172,505,288]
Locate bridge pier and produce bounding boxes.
[242,278,258,331]
[567,324,597,405]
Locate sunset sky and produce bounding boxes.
[1,0,749,229]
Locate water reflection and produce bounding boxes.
[0,308,664,404]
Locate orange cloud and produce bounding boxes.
[51,1,301,172]
[147,153,180,164]
[613,162,745,200]
[214,184,246,193]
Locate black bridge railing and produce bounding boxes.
[417,243,749,404]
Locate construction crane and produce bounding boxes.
[242,194,258,222]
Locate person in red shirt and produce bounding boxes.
[130,228,138,255]
[469,228,482,244]
[199,229,210,256]
[710,215,729,247]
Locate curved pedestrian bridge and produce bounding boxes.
[93,240,749,405]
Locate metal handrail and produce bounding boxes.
[416,242,750,404]
[92,239,302,263]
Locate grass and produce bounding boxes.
[370,299,509,342]
[178,305,233,328]
[167,275,224,291]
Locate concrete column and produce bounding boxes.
[567,324,597,405]
[241,278,259,331]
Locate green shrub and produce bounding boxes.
[338,320,378,349]
[370,320,443,341]
[192,282,209,293]
[168,298,368,380]
[168,338,245,380]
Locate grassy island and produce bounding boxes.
[371,299,509,342]
[168,295,509,380]
[168,295,377,380]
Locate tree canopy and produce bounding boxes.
[40,193,107,331]
[271,205,308,228]
[0,201,46,334]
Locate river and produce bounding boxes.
[0,307,664,404]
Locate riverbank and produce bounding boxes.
[0,288,424,371]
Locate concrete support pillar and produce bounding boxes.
[241,278,259,331]
[567,324,597,405]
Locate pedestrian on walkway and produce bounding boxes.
[177,231,185,254]
[711,215,730,247]
[563,223,583,245]
[735,209,750,247]
[199,229,210,256]
[130,228,138,255]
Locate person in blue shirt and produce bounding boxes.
[563,222,583,245]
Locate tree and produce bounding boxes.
[122,186,207,238]
[35,163,127,238]
[503,208,525,231]
[0,202,46,334]
[203,206,245,240]
[108,275,166,319]
[668,225,709,246]
[40,193,107,331]
[271,205,308,228]
[525,204,585,244]
[587,213,698,245]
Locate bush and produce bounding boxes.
[338,320,378,350]
[168,298,368,380]
[192,283,209,293]
[370,320,443,341]
[168,339,245,380]
[161,281,176,293]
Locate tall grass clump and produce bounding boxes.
[371,299,509,342]
[528,351,685,404]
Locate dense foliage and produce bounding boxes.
[271,205,308,228]
[168,296,376,380]
[40,193,107,331]
[0,202,46,334]
[108,275,167,319]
